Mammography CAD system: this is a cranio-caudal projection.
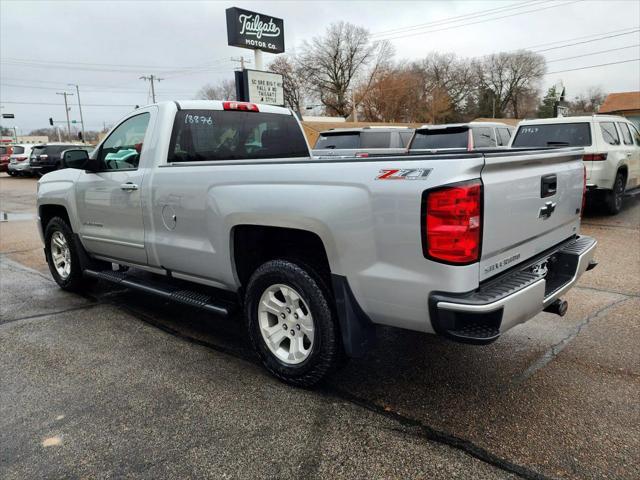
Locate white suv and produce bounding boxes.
[511,115,640,214]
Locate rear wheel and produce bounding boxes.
[244,259,341,387]
[44,217,87,291]
[604,171,626,215]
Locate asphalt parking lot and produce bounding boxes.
[1,174,638,480]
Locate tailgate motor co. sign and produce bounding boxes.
[226,7,285,54]
[244,70,284,106]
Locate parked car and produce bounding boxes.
[510,115,640,214]
[0,145,14,172]
[37,100,597,387]
[312,127,414,158]
[409,122,514,153]
[7,144,34,176]
[29,143,92,175]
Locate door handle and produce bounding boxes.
[120,183,139,191]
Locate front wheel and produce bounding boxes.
[44,217,87,291]
[244,259,342,387]
[604,171,626,215]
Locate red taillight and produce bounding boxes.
[581,164,587,217]
[223,101,259,112]
[583,153,607,161]
[424,180,482,264]
[356,152,369,158]
[15,156,27,161]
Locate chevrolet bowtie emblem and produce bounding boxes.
[539,201,557,219]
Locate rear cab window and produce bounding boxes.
[11,146,25,154]
[169,110,309,162]
[512,123,592,147]
[315,132,359,150]
[0,147,7,155]
[410,127,469,149]
[599,122,620,146]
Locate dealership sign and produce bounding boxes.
[243,69,284,106]
[226,7,285,54]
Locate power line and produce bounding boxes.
[0,82,196,95]
[546,44,640,63]
[546,58,640,74]
[520,26,639,50]
[374,0,580,41]
[533,29,640,52]
[0,101,139,107]
[371,0,545,37]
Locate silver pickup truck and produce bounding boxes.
[37,100,597,386]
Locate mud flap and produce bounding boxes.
[331,274,376,358]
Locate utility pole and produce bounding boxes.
[69,84,85,142]
[231,56,252,70]
[352,90,358,122]
[139,75,163,103]
[56,92,74,139]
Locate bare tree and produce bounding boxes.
[196,79,236,101]
[298,22,389,118]
[570,86,607,115]
[268,55,306,114]
[476,50,545,118]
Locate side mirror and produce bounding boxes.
[61,149,90,170]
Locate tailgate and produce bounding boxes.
[479,148,584,281]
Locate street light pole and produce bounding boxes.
[69,84,85,142]
[56,92,74,139]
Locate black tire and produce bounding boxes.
[44,217,87,291]
[244,259,342,387]
[7,171,16,177]
[604,171,626,215]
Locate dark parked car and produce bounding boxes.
[29,143,92,174]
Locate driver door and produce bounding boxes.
[75,110,154,265]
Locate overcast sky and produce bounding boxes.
[1,0,639,134]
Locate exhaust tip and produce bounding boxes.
[544,299,568,317]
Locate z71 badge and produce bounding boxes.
[375,168,432,180]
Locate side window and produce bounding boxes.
[496,128,511,146]
[472,127,496,148]
[628,123,640,146]
[599,122,620,146]
[360,132,392,148]
[99,113,150,170]
[399,131,413,147]
[618,122,633,145]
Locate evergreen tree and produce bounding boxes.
[537,86,557,118]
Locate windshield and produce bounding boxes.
[411,127,469,149]
[315,133,360,150]
[512,123,592,147]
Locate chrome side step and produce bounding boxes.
[84,268,232,316]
